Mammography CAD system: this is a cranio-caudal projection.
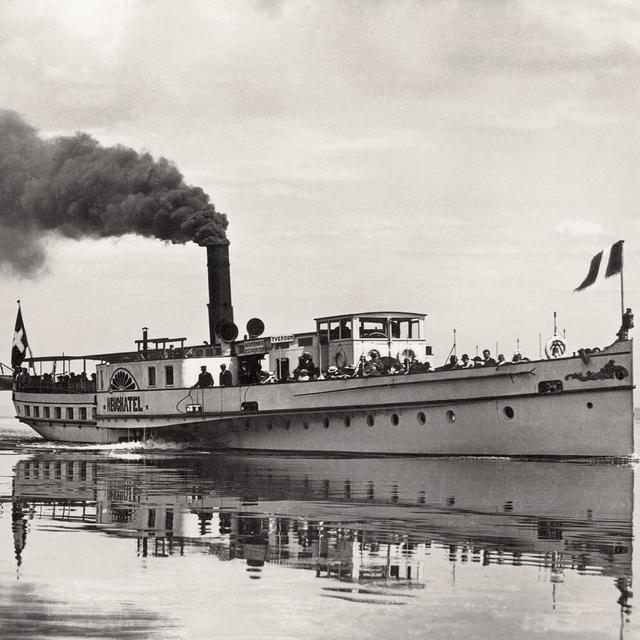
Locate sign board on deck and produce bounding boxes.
[270,335,294,344]
[241,339,268,355]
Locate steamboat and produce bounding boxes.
[10,241,635,456]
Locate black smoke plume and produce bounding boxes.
[0,110,228,276]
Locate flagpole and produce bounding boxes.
[620,261,625,320]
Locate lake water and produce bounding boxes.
[0,391,636,639]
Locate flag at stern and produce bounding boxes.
[574,240,624,292]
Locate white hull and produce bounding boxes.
[13,339,634,457]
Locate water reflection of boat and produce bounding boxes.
[11,454,632,602]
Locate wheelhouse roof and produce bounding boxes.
[314,311,427,322]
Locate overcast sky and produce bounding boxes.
[1,0,639,367]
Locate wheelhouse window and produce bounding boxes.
[33,406,40,418]
[24,405,30,417]
[359,318,388,339]
[54,407,61,419]
[391,318,421,340]
[79,407,87,421]
[66,407,74,420]
[148,366,156,387]
[165,366,174,386]
[43,406,50,418]
[298,336,313,347]
[323,319,353,341]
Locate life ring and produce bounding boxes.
[545,336,567,359]
[398,349,416,363]
[335,349,347,369]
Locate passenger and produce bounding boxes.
[617,308,634,341]
[473,356,483,367]
[459,354,474,368]
[259,370,276,384]
[326,365,339,379]
[511,352,522,363]
[42,373,53,391]
[424,362,432,372]
[364,357,384,376]
[496,354,507,366]
[196,365,214,388]
[297,369,311,382]
[294,353,317,379]
[219,364,233,387]
[436,355,458,371]
[482,349,497,366]
[238,362,252,385]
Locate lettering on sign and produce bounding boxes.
[270,335,294,344]
[106,396,144,412]
[242,339,267,355]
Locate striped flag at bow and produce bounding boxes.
[574,240,624,292]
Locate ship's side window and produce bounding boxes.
[148,366,156,387]
[66,407,74,420]
[24,405,30,417]
[165,366,174,386]
[298,336,313,347]
[92,407,97,419]
[54,407,62,419]
[43,406,50,418]
[80,407,87,421]
[33,406,40,418]
[99,370,104,390]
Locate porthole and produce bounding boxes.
[503,406,515,419]
[417,412,426,425]
[344,416,351,427]
[366,414,375,427]
[586,402,593,409]
[446,410,456,423]
[391,413,399,426]
[323,417,329,429]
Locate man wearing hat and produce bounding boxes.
[196,365,214,388]
[219,364,233,387]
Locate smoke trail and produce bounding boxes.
[0,110,228,276]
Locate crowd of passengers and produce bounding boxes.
[13,369,97,393]
[280,348,529,383]
[289,348,530,382]
[436,349,529,370]
[192,347,534,388]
